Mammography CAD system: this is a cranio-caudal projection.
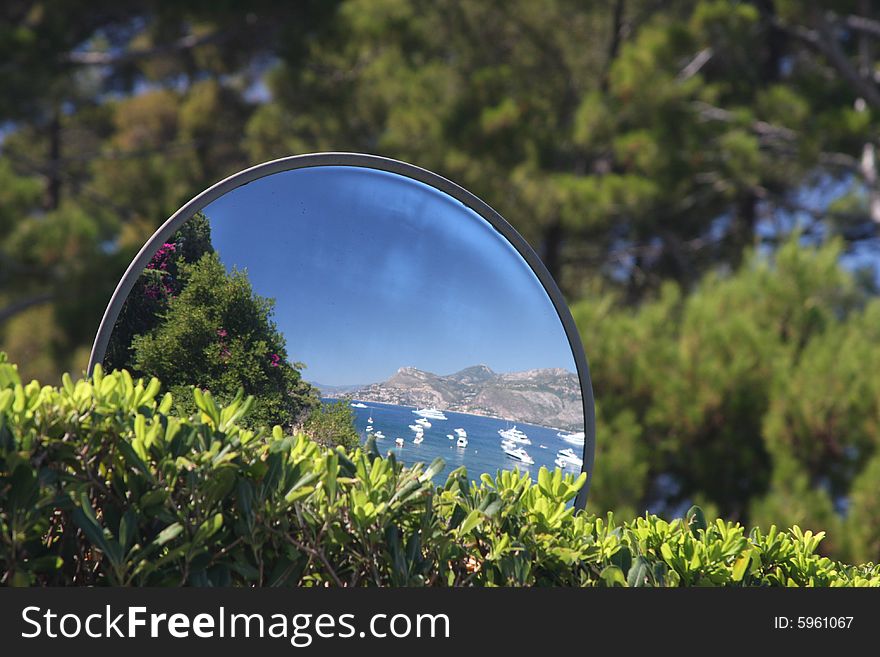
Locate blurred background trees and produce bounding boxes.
[1,0,879,562]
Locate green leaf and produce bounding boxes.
[459,509,484,535]
[600,565,627,587]
[155,523,184,546]
[686,505,707,536]
[628,556,652,587]
[732,550,752,582]
[193,513,224,545]
[71,493,121,566]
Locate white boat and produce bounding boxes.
[504,446,534,465]
[350,402,368,408]
[415,417,431,428]
[365,425,373,433]
[395,437,404,447]
[408,424,423,432]
[446,434,454,440]
[498,426,531,445]
[555,456,576,469]
[413,435,424,445]
[556,448,583,468]
[412,408,447,421]
[557,430,585,446]
[374,431,385,439]
[367,415,373,424]
[456,435,468,448]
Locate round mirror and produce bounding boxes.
[89,154,595,507]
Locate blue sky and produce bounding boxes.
[202,166,577,385]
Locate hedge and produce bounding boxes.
[1,354,878,587]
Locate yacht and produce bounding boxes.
[374,431,385,440]
[415,417,431,428]
[395,437,404,447]
[413,434,424,445]
[350,402,368,408]
[498,426,531,445]
[555,456,577,469]
[412,408,447,421]
[557,430,585,446]
[446,434,454,440]
[365,425,373,433]
[408,424,423,432]
[556,448,583,468]
[503,446,534,465]
[456,434,468,448]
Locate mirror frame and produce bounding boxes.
[88,153,596,507]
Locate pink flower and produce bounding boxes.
[217,328,228,338]
[269,353,281,367]
[146,243,177,271]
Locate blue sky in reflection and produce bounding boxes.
[202,166,576,386]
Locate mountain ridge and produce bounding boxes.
[323,365,584,431]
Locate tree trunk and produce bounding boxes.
[541,220,564,286]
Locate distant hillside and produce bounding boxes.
[328,365,584,431]
[309,381,368,396]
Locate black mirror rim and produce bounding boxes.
[87,152,596,507]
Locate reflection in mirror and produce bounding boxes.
[102,165,586,482]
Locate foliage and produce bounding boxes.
[128,252,318,430]
[0,358,876,587]
[301,400,361,452]
[574,237,880,563]
[104,213,215,372]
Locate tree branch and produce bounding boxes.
[0,293,54,324]
[838,12,880,41]
[691,101,797,141]
[775,15,880,109]
[62,30,230,67]
[677,47,714,81]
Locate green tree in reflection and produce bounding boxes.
[129,250,318,429]
[104,213,215,372]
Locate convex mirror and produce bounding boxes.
[90,154,595,506]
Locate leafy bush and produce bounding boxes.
[0,356,877,587]
[301,399,361,452]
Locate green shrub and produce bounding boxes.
[301,399,360,452]
[0,356,877,587]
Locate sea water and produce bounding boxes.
[337,400,584,484]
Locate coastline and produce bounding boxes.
[325,397,583,434]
